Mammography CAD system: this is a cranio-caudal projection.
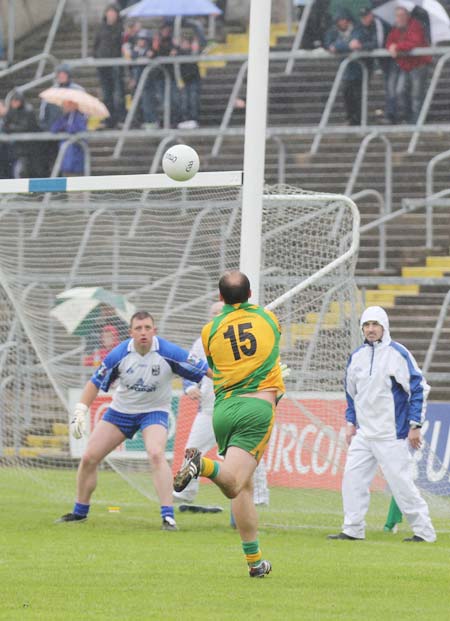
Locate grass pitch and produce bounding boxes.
[1,469,449,621]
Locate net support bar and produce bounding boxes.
[0,171,244,194]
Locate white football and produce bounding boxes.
[162,144,200,182]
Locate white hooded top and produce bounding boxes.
[345,306,430,440]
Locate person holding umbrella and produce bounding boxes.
[50,100,87,177]
[40,86,110,176]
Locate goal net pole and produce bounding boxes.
[240,0,272,304]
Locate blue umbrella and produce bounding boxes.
[123,0,222,17]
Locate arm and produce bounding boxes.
[157,337,209,383]
[51,115,66,133]
[393,348,429,425]
[183,337,206,398]
[344,355,357,445]
[70,379,99,439]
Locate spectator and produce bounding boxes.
[93,3,126,128]
[177,36,201,129]
[50,101,87,176]
[0,100,12,179]
[325,10,363,125]
[85,304,129,354]
[39,64,85,176]
[3,91,42,178]
[142,21,181,128]
[122,19,142,60]
[385,6,432,124]
[83,324,120,367]
[297,0,332,49]
[129,29,156,128]
[355,8,394,123]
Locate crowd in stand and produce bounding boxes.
[327,5,431,125]
[93,3,203,129]
[299,0,436,125]
[0,0,443,179]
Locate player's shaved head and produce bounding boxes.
[218,270,251,305]
[130,311,155,327]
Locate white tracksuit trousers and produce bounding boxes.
[342,432,436,542]
[174,411,270,505]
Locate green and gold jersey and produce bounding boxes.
[201,301,285,402]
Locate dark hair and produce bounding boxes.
[129,311,155,327]
[218,271,251,305]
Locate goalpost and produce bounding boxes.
[0,172,448,530]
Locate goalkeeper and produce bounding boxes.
[174,271,285,577]
[57,311,210,531]
[174,300,271,511]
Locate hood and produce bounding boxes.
[334,8,354,23]
[360,305,391,344]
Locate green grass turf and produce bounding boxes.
[0,469,449,621]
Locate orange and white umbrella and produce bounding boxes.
[39,87,110,119]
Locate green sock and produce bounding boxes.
[242,540,262,567]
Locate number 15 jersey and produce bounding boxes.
[201,301,285,402]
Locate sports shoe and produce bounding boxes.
[55,512,87,523]
[249,560,272,578]
[327,532,362,540]
[403,535,425,542]
[173,448,201,492]
[178,504,223,514]
[161,516,178,531]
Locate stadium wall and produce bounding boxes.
[0,0,61,41]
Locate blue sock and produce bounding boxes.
[161,505,174,520]
[73,502,90,517]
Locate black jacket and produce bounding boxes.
[3,104,40,157]
[93,20,123,58]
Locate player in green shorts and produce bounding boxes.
[174,271,285,578]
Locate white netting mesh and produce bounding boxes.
[0,183,448,531]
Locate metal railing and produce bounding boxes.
[425,149,450,249]
[4,46,450,160]
[423,288,450,376]
[31,137,91,239]
[285,0,314,75]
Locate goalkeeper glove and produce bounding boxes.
[280,362,291,379]
[71,403,88,439]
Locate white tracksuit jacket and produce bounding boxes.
[345,306,430,440]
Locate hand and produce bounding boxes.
[328,45,336,54]
[186,386,201,400]
[349,39,362,50]
[388,43,398,57]
[279,362,291,380]
[70,403,88,439]
[346,423,356,446]
[408,427,422,450]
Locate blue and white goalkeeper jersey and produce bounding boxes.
[90,336,208,415]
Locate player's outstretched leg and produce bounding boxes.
[173,446,272,577]
[56,420,125,523]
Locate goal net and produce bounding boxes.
[0,174,448,532]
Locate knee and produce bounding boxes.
[223,479,241,499]
[147,446,165,467]
[80,451,100,469]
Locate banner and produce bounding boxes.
[69,386,450,495]
[414,403,450,496]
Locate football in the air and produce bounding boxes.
[162,144,200,182]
